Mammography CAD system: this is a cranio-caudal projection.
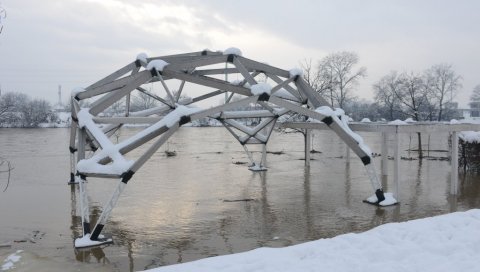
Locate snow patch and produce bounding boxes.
[459,131,480,143]
[146,210,480,272]
[250,82,272,96]
[404,117,416,123]
[360,118,371,123]
[136,52,148,63]
[289,68,303,78]
[223,47,242,56]
[147,59,169,72]
[450,119,459,124]
[1,250,23,271]
[388,119,408,125]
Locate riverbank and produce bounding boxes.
[147,209,480,272]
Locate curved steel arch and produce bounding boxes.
[69,49,389,247]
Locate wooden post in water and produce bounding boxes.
[451,131,459,194]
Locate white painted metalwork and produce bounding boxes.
[69,49,391,246]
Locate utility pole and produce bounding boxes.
[58,85,62,106]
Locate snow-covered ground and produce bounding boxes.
[147,209,480,272]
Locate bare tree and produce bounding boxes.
[316,51,366,108]
[393,72,429,158]
[0,92,28,126]
[130,92,159,112]
[373,71,403,120]
[392,72,427,121]
[21,99,56,127]
[0,3,6,34]
[424,63,462,121]
[300,58,333,99]
[469,84,480,107]
[0,157,13,192]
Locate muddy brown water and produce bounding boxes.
[1,127,479,271]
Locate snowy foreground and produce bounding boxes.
[147,209,480,272]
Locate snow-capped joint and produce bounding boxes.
[71,87,86,97]
[223,47,242,56]
[147,59,169,74]
[250,82,272,96]
[289,68,303,78]
[315,106,335,117]
[136,52,148,63]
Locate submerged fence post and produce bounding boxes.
[394,129,400,202]
[381,132,388,177]
[305,129,311,167]
[451,131,459,194]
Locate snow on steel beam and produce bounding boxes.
[219,110,275,119]
[161,69,251,96]
[78,71,148,100]
[129,123,179,173]
[114,105,201,156]
[193,68,242,76]
[86,62,138,91]
[191,90,225,103]
[89,70,153,116]
[269,76,296,95]
[294,77,330,107]
[175,80,186,102]
[233,57,257,86]
[268,74,304,102]
[269,95,370,160]
[166,55,229,70]
[136,86,173,108]
[77,172,122,179]
[221,121,245,143]
[92,117,162,125]
[236,56,290,78]
[150,50,223,62]
[157,74,176,106]
[189,95,259,121]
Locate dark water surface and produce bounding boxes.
[1,127,479,271]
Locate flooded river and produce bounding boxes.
[1,127,479,271]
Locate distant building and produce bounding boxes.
[458,101,480,120]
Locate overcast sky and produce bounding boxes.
[0,0,479,107]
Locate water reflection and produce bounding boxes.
[63,128,480,270]
[1,128,479,272]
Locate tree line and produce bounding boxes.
[1,51,478,127]
[0,90,168,127]
[0,92,59,127]
[302,52,467,122]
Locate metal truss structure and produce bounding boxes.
[69,48,386,247]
